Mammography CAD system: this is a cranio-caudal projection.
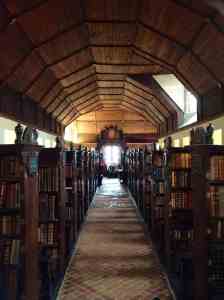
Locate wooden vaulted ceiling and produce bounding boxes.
[0,0,223,130]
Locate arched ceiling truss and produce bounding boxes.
[0,0,223,130]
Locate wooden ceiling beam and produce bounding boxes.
[121,101,159,128]
[123,87,167,121]
[51,85,98,116]
[126,77,176,114]
[133,45,198,94]
[41,64,95,107]
[122,94,161,125]
[40,71,96,106]
[125,80,171,116]
[54,90,98,119]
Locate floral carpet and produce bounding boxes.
[57,179,173,300]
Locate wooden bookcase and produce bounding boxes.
[142,147,152,227]
[151,150,165,251]
[164,147,193,274]
[38,147,66,299]
[64,150,77,260]
[191,145,224,300]
[0,144,40,300]
[76,147,83,231]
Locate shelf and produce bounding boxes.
[0,264,21,270]
[0,208,20,215]
[0,176,22,182]
[169,168,191,171]
[40,243,59,248]
[170,187,192,192]
[0,234,21,239]
[208,180,224,186]
[39,190,59,194]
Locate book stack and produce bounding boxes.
[210,156,224,180]
[0,215,21,236]
[169,153,191,169]
[39,194,57,221]
[208,186,224,217]
[0,156,21,177]
[170,191,192,210]
[0,182,21,209]
[0,239,20,265]
[39,223,58,246]
[39,167,59,192]
[171,170,191,188]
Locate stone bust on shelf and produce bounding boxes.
[22,127,38,145]
[15,123,23,144]
[205,123,214,144]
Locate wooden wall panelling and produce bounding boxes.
[87,22,135,45]
[140,0,204,46]
[0,85,62,135]
[17,0,83,45]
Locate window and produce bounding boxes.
[173,139,180,147]
[51,140,56,148]
[153,74,198,127]
[159,140,165,149]
[4,129,15,144]
[213,129,222,145]
[37,137,44,146]
[182,136,190,147]
[185,91,197,114]
[45,139,51,148]
[103,145,121,166]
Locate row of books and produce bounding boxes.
[154,207,164,219]
[65,207,73,221]
[39,167,59,192]
[210,156,224,181]
[39,194,58,221]
[0,156,21,177]
[208,219,224,239]
[171,170,191,188]
[168,153,191,169]
[0,215,21,236]
[151,167,165,179]
[0,239,20,265]
[0,182,21,209]
[65,165,73,179]
[170,191,192,209]
[152,155,163,167]
[208,186,224,217]
[38,223,59,245]
[171,229,194,243]
[154,182,165,194]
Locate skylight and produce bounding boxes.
[153,74,198,127]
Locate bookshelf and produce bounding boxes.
[191,145,224,300]
[151,150,165,251]
[0,144,40,300]
[76,146,83,231]
[142,147,152,226]
[164,147,193,274]
[64,150,77,261]
[38,147,66,299]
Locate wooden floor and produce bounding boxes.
[57,179,173,300]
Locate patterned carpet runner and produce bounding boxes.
[58,179,173,300]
